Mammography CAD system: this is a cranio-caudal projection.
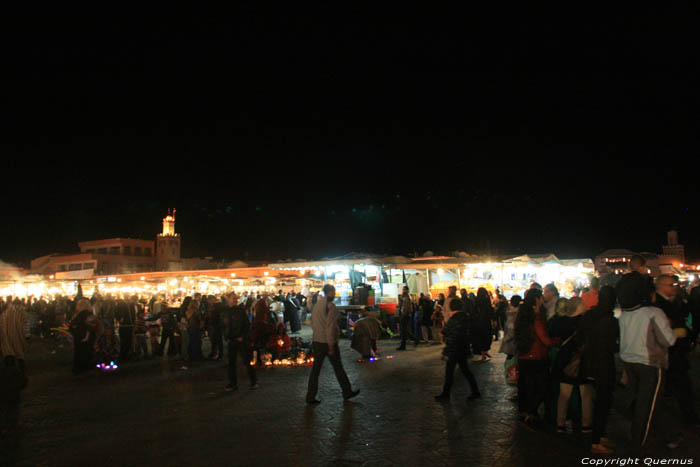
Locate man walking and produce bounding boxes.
[224,293,258,392]
[306,285,359,404]
[435,298,481,402]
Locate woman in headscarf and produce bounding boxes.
[69,299,95,374]
[472,288,494,362]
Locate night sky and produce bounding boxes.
[1,8,698,265]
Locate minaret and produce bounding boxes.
[156,209,182,271]
[162,208,176,236]
[662,230,685,264]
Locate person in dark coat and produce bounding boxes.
[283,294,302,334]
[494,294,508,341]
[224,293,257,391]
[435,298,481,402]
[116,299,135,362]
[69,299,95,374]
[151,305,178,357]
[471,288,494,361]
[420,293,435,341]
[578,286,619,454]
[654,275,700,431]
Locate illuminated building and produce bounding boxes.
[156,208,183,271]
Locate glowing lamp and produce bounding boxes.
[278,339,285,347]
[49,275,54,280]
[140,276,145,281]
[264,271,269,276]
[231,273,236,277]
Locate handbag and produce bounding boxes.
[558,332,584,379]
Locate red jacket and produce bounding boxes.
[517,318,561,361]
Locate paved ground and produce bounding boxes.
[2,326,700,466]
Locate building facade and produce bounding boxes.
[594,231,686,277]
[31,238,156,279]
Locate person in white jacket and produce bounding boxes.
[617,272,678,455]
[305,285,359,404]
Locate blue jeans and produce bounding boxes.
[414,312,423,341]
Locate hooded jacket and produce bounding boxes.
[619,305,676,369]
[441,311,470,357]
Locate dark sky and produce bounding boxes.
[1,8,698,265]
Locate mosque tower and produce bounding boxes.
[156,208,182,271]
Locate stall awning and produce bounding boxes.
[269,255,411,270]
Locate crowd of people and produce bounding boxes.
[1,253,700,457]
[394,284,507,363]
[495,255,700,456]
[0,289,312,378]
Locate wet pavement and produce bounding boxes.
[2,329,700,466]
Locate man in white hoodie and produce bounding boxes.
[305,285,360,404]
[617,272,678,455]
